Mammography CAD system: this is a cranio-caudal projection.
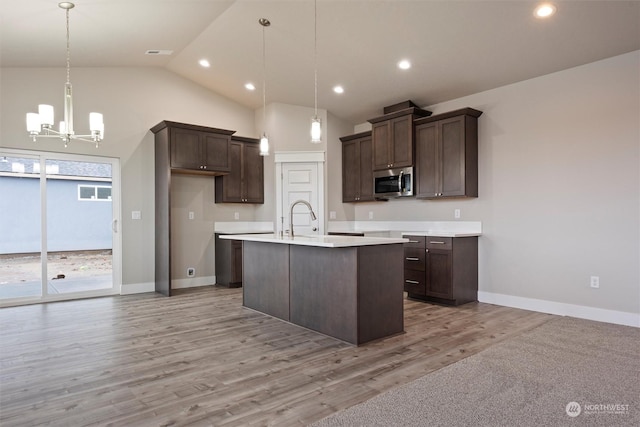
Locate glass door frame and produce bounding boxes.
[0,147,121,307]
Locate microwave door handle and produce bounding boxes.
[398,170,404,192]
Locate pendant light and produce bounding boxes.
[26,2,104,148]
[259,18,270,156]
[310,0,322,144]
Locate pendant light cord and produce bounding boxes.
[262,22,266,129]
[313,0,318,117]
[65,7,71,85]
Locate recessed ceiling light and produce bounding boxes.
[398,60,411,70]
[534,3,556,18]
[245,83,256,91]
[333,85,344,94]
[199,59,211,68]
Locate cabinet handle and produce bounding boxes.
[405,280,420,284]
[408,240,420,243]
[425,249,429,253]
[405,257,419,261]
[430,241,446,244]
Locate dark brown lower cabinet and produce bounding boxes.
[215,234,243,288]
[403,235,478,305]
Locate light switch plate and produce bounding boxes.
[132,211,141,220]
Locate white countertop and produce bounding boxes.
[220,233,408,248]
[401,231,482,238]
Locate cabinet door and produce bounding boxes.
[342,139,359,202]
[358,136,374,201]
[390,115,413,168]
[415,122,439,198]
[203,132,230,172]
[170,128,202,169]
[440,116,466,197]
[220,141,243,202]
[425,249,453,299]
[372,121,391,170]
[243,143,264,203]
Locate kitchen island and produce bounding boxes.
[220,234,408,345]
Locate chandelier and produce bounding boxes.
[26,2,104,148]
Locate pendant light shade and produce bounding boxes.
[310,117,321,143]
[259,18,270,156]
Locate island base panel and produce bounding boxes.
[357,244,404,343]
[290,246,359,344]
[290,244,404,345]
[242,241,290,321]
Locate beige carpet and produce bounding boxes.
[312,316,640,427]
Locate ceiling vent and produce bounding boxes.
[145,50,173,56]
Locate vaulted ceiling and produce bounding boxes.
[2,0,639,124]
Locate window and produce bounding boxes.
[78,185,112,201]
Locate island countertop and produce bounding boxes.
[220,233,408,248]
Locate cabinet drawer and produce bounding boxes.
[404,269,426,295]
[404,235,425,248]
[404,247,425,271]
[426,237,452,250]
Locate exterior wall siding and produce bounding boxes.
[0,176,112,254]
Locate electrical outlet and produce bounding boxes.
[187,267,196,277]
[330,211,336,219]
[234,212,240,220]
[188,211,194,220]
[368,211,374,220]
[590,276,599,288]
[454,209,461,219]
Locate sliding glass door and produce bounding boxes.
[0,149,121,305]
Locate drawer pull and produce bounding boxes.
[430,241,446,244]
[405,280,420,284]
[405,257,420,261]
[408,240,420,243]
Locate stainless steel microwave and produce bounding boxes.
[373,166,414,198]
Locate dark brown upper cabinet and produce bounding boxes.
[151,121,233,174]
[368,104,431,171]
[215,136,264,204]
[340,131,374,203]
[414,108,482,199]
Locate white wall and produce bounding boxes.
[0,67,257,291]
[350,51,640,320]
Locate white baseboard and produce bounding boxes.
[120,282,155,295]
[120,277,216,295]
[172,276,216,290]
[478,291,640,328]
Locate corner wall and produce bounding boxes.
[352,51,640,322]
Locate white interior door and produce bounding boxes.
[282,162,320,236]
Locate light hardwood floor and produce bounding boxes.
[0,286,552,426]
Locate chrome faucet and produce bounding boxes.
[289,199,317,238]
